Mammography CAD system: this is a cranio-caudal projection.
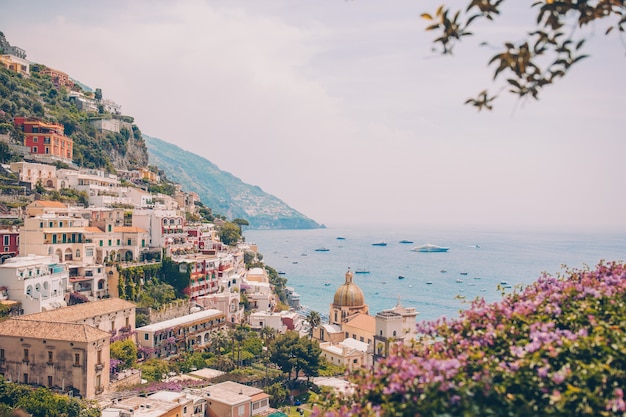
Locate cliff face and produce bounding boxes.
[145,135,322,230]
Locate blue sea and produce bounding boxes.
[244,225,626,323]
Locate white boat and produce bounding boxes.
[411,243,449,253]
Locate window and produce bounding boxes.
[45,147,50,154]
[127,239,132,246]
[353,359,358,363]
[108,240,111,246]
[86,248,93,257]
[23,373,28,384]
[23,349,29,362]
[144,334,149,341]
[48,375,53,386]
[32,146,37,153]
[126,317,130,327]
[99,240,103,247]
[108,225,112,232]
[33,137,38,142]
[3,236,8,246]
[48,351,53,363]
[97,350,102,365]
[76,249,80,258]
[0,348,4,359]
[74,353,80,366]
[393,330,397,337]
[116,239,120,246]
[111,321,115,332]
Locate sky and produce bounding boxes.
[1,1,625,231]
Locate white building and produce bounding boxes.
[9,161,56,189]
[195,291,244,325]
[0,255,68,314]
[136,309,225,359]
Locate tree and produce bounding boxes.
[219,221,242,246]
[422,1,626,110]
[110,339,138,370]
[270,331,322,381]
[232,218,249,234]
[306,310,321,339]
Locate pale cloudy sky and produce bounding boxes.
[1,1,625,230]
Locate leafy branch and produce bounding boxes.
[422,0,626,110]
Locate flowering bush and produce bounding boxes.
[316,262,626,416]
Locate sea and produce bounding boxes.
[244,225,626,323]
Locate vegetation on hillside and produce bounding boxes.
[317,261,626,416]
[0,65,148,171]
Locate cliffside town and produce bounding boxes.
[0,32,414,417]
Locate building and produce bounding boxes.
[319,338,369,371]
[20,297,136,339]
[14,117,73,163]
[373,299,419,361]
[20,210,99,265]
[136,309,225,359]
[9,161,57,189]
[0,54,29,76]
[195,291,244,325]
[0,318,111,399]
[0,255,68,314]
[39,66,74,89]
[329,269,369,326]
[101,394,183,417]
[0,227,19,263]
[199,381,270,417]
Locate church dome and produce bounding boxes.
[333,269,365,307]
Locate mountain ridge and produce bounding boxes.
[144,135,323,230]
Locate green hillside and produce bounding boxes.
[145,135,322,230]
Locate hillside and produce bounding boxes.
[145,135,322,229]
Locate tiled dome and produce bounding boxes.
[333,269,365,307]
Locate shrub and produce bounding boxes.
[318,261,626,416]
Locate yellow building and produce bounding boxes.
[0,318,110,399]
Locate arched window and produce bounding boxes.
[26,285,33,296]
[393,330,397,337]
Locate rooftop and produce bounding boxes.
[0,319,110,342]
[19,298,136,323]
[136,309,223,332]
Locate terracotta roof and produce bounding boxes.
[19,298,136,323]
[84,226,104,233]
[0,319,110,342]
[32,200,67,208]
[344,313,375,333]
[113,226,147,233]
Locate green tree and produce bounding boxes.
[232,218,249,234]
[422,1,625,110]
[139,359,171,382]
[137,280,176,309]
[219,221,241,246]
[306,310,321,339]
[265,383,288,408]
[110,339,138,370]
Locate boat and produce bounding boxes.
[426,281,433,285]
[354,268,370,274]
[398,275,405,280]
[456,278,464,283]
[399,240,414,244]
[460,272,468,276]
[372,241,387,246]
[336,236,346,240]
[314,247,330,252]
[411,243,449,252]
[440,269,447,273]
[324,282,331,286]
[278,271,286,275]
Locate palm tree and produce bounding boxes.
[306,311,321,339]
